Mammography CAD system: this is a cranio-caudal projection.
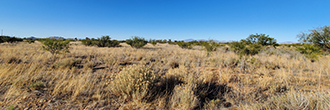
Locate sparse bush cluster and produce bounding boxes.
[0,36,23,43]
[149,39,158,46]
[296,44,323,60]
[126,36,148,48]
[231,41,262,56]
[81,36,120,47]
[176,41,193,49]
[2,26,330,110]
[25,38,36,44]
[230,33,278,56]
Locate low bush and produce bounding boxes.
[202,40,218,52]
[0,36,23,43]
[81,36,120,47]
[229,33,278,56]
[42,38,70,56]
[296,44,323,60]
[149,39,157,46]
[29,81,45,90]
[25,39,35,44]
[126,36,148,48]
[176,41,193,49]
[230,41,262,56]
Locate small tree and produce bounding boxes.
[246,33,279,47]
[297,26,330,51]
[42,38,70,56]
[126,36,148,48]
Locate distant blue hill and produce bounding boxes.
[279,41,297,44]
[183,39,233,43]
[183,39,196,42]
[27,36,38,39]
[49,36,65,39]
[183,39,208,42]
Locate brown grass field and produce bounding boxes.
[0,41,330,109]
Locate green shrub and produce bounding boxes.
[230,41,262,56]
[25,39,35,44]
[111,65,157,100]
[96,36,120,47]
[6,105,16,110]
[245,43,262,55]
[0,36,23,43]
[176,41,193,49]
[203,40,219,52]
[82,36,120,47]
[230,33,277,56]
[81,37,93,46]
[42,38,70,55]
[296,44,323,60]
[126,36,148,48]
[168,39,176,44]
[29,81,45,90]
[149,39,157,46]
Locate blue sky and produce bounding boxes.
[1,0,329,42]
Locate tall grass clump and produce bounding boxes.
[170,84,199,109]
[260,91,330,110]
[110,65,157,101]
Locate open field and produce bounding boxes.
[1,41,330,109]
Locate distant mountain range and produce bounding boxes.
[49,36,66,39]
[26,36,38,39]
[183,39,233,43]
[279,41,297,44]
[26,36,66,39]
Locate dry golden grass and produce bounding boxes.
[0,41,329,109]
